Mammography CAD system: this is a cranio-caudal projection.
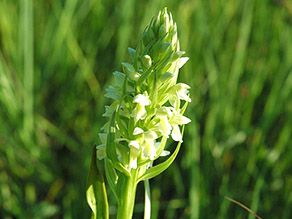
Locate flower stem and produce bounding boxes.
[117,173,137,219]
[144,179,151,219]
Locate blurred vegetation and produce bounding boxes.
[1,0,292,218]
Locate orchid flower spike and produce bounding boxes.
[98,7,191,173]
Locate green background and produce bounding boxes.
[1,0,292,218]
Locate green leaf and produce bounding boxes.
[106,113,130,176]
[128,48,136,62]
[116,106,129,138]
[137,62,158,87]
[105,86,121,100]
[180,97,190,115]
[113,71,126,89]
[86,146,109,219]
[104,158,119,202]
[169,51,185,62]
[137,126,185,182]
[150,70,158,107]
[161,72,174,82]
[154,136,168,158]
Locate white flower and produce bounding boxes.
[154,115,172,137]
[156,106,172,117]
[132,92,151,122]
[169,83,191,107]
[143,130,158,160]
[169,114,191,126]
[144,130,158,140]
[171,125,182,142]
[128,141,140,170]
[133,93,151,106]
[132,127,158,160]
[129,140,140,149]
[153,107,172,137]
[168,108,191,142]
[143,140,157,160]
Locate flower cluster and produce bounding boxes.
[97,8,191,173]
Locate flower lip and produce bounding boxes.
[133,127,144,135]
[129,141,140,150]
[133,93,151,106]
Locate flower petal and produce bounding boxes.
[144,130,158,140]
[129,146,140,170]
[157,107,173,118]
[129,140,140,150]
[143,140,157,160]
[133,94,151,106]
[160,150,170,156]
[170,114,191,126]
[133,127,144,135]
[178,57,189,68]
[155,116,172,137]
[132,105,147,122]
[171,125,182,142]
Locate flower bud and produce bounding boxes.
[121,62,140,81]
[140,7,179,60]
[141,55,152,68]
[159,42,171,57]
[158,24,167,39]
[161,7,170,32]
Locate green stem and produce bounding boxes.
[117,174,137,219]
[144,180,151,219]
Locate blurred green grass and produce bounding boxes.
[1,0,292,218]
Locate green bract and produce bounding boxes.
[88,7,191,219]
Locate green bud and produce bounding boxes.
[142,29,149,46]
[154,11,161,31]
[161,7,170,32]
[148,27,156,42]
[158,24,167,39]
[122,62,140,81]
[141,55,152,68]
[159,43,172,57]
[171,23,178,48]
[141,7,179,60]
[169,12,174,29]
